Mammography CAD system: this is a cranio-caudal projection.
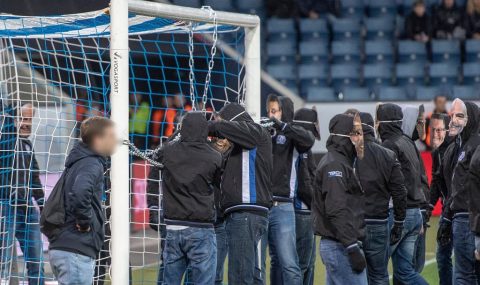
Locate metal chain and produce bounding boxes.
[200,6,218,113]
[122,140,164,168]
[188,21,197,111]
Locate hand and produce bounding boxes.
[437,218,452,247]
[76,224,91,233]
[269,117,287,131]
[346,244,367,273]
[422,209,431,228]
[390,222,403,245]
[149,208,160,232]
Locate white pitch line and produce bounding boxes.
[388,258,437,280]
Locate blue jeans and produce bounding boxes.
[295,212,315,285]
[436,217,453,285]
[389,208,428,285]
[452,215,480,285]
[363,221,389,285]
[319,238,368,285]
[414,228,426,273]
[163,227,216,285]
[49,250,95,285]
[268,203,302,285]
[226,211,268,285]
[215,222,228,285]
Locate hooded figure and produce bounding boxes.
[312,114,367,279]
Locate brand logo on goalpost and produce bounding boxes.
[112,51,122,95]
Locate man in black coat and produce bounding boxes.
[432,0,466,39]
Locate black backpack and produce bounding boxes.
[40,168,69,240]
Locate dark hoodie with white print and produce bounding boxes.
[377,103,425,209]
[312,114,365,247]
[442,102,480,221]
[208,103,273,215]
[271,96,315,202]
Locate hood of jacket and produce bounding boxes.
[401,105,419,139]
[462,101,480,142]
[293,107,320,140]
[326,114,355,160]
[377,103,404,141]
[65,142,106,168]
[180,112,208,143]
[218,103,253,122]
[359,112,375,141]
[279,96,294,123]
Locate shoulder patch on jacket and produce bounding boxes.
[328,170,343,178]
[276,135,286,145]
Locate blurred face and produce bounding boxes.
[444,0,454,8]
[268,101,282,120]
[16,104,35,138]
[414,4,426,16]
[449,100,467,137]
[213,138,231,154]
[434,96,447,113]
[350,115,364,159]
[431,118,447,149]
[475,0,480,7]
[93,125,117,156]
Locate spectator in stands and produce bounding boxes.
[466,0,480,39]
[129,93,150,150]
[297,0,341,18]
[405,0,432,43]
[433,0,466,39]
[266,0,298,18]
[49,117,116,285]
[425,94,448,149]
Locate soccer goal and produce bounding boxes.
[0,0,261,284]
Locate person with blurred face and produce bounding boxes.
[425,95,448,149]
[437,99,480,284]
[433,0,466,39]
[405,0,431,43]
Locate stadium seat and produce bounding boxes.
[415,86,443,101]
[397,40,427,63]
[396,15,405,37]
[172,0,201,7]
[396,63,426,86]
[267,64,297,91]
[363,64,394,90]
[341,0,365,20]
[236,0,264,15]
[267,42,296,64]
[429,63,459,86]
[306,87,338,102]
[299,42,329,63]
[465,40,480,62]
[299,64,329,96]
[339,87,373,101]
[332,18,362,41]
[365,40,394,64]
[378,86,407,101]
[299,18,329,43]
[463,63,480,85]
[267,18,296,43]
[331,41,362,64]
[368,0,397,17]
[331,64,361,91]
[454,85,480,100]
[431,40,461,63]
[204,0,235,11]
[365,17,396,40]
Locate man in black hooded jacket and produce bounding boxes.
[208,103,273,285]
[313,113,367,285]
[266,94,314,285]
[437,99,480,284]
[375,103,428,285]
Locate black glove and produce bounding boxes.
[437,217,452,247]
[422,209,431,228]
[390,222,403,245]
[269,117,287,131]
[346,243,367,273]
[149,207,160,232]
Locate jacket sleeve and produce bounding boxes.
[69,161,103,227]
[404,15,414,39]
[322,162,358,247]
[284,125,315,153]
[296,154,314,209]
[387,155,407,223]
[147,149,164,210]
[30,152,45,206]
[469,146,480,234]
[209,121,259,150]
[418,154,431,209]
[429,150,444,207]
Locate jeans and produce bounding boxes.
[215,222,228,285]
[49,250,95,285]
[389,208,428,285]
[295,212,315,285]
[319,238,368,285]
[414,228,426,273]
[436,217,453,285]
[363,221,389,285]
[0,200,44,285]
[225,211,268,285]
[452,215,480,285]
[268,203,302,285]
[163,227,216,285]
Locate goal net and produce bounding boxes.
[0,2,260,284]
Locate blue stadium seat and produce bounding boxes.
[368,0,397,17]
[299,18,329,43]
[172,0,201,7]
[378,86,407,101]
[363,64,394,90]
[267,42,296,64]
[204,0,235,11]
[463,63,480,85]
[267,64,297,91]
[398,40,427,63]
[396,15,405,37]
[429,63,459,86]
[331,41,361,64]
[267,18,296,43]
[365,40,394,64]
[454,85,480,100]
[365,17,396,40]
[299,64,329,96]
[332,18,362,41]
[306,87,337,102]
[339,87,373,101]
[431,40,461,63]
[299,42,329,63]
[341,0,365,20]
[396,63,426,86]
[331,64,361,91]
[236,0,264,15]
[415,86,443,101]
[465,40,480,62]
